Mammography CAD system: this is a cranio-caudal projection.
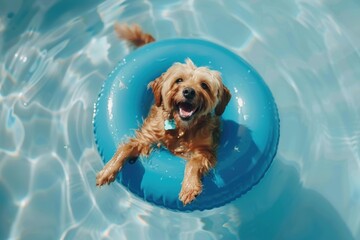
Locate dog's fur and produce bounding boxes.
[96,23,231,205]
[114,23,155,47]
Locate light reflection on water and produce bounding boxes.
[1,0,359,239]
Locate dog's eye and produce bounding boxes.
[201,82,209,90]
[175,78,183,84]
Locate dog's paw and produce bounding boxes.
[179,182,202,206]
[96,169,117,186]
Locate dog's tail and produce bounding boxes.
[114,23,155,47]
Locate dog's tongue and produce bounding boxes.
[179,102,195,118]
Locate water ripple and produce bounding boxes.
[1,0,360,239]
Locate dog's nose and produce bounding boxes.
[182,87,195,99]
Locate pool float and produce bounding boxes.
[93,39,280,211]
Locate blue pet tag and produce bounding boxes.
[164,119,177,130]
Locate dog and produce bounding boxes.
[96,23,231,205]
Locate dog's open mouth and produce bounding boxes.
[177,102,198,121]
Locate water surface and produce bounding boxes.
[1,0,359,239]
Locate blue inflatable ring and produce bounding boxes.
[94,39,279,211]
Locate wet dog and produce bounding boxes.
[96,23,231,205]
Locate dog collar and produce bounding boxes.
[164,119,176,130]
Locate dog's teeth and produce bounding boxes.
[179,107,194,118]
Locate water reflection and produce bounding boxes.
[0,0,359,239]
[201,158,355,239]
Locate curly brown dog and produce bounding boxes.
[96,23,231,205]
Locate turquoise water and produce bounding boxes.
[1,0,359,239]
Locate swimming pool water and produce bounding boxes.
[1,0,359,239]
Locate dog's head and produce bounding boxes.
[148,59,231,127]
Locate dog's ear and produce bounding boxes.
[147,75,164,106]
[215,84,231,116]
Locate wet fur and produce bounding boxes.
[96,23,231,205]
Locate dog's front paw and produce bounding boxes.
[96,169,117,186]
[179,181,202,206]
